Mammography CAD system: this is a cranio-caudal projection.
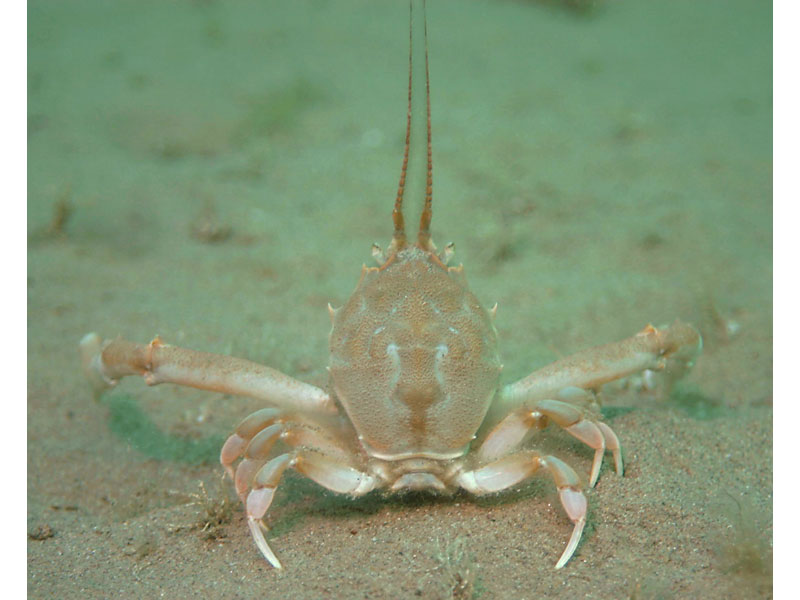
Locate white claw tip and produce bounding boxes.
[79,333,116,396]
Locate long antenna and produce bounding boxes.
[391,0,434,254]
[391,1,414,249]
[417,0,434,250]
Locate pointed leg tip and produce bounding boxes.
[555,487,587,569]
[589,449,603,488]
[247,516,283,569]
[555,517,586,569]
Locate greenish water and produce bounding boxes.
[28,1,771,598]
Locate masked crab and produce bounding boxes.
[80,0,701,570]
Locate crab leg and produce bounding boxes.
[223,415,373,566]
[220,408,284,479]
[478,397,622,486]
[245,451,378,568]
[499,320,702,408]
[80,333,336,414]
[222,411,354,497]
[456,452,587,569]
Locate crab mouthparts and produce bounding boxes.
[390,472,447,492]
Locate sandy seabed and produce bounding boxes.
[28,1,771,598]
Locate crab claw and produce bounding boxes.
[79,333,117,399]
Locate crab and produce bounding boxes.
[80,1,702,570]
